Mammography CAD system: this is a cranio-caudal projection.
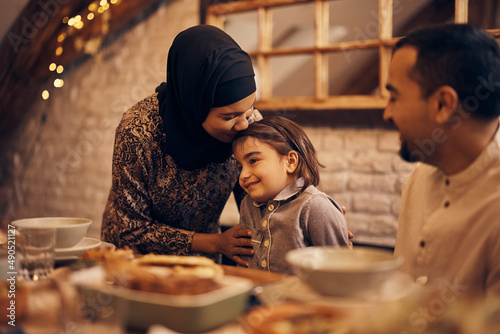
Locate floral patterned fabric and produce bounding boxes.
[101,93,251,256]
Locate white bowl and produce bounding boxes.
[286,246,404,298]
[12,217,92,249]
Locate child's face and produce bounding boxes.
[234,137,297,202]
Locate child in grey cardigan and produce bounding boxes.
[232,116,350,274]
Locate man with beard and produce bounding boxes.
[384,23,500,297]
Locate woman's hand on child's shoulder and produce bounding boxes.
[217,224,254,266]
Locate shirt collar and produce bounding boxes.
[252,177,304,207]
[440,120,500,187]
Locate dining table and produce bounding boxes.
[6,260,292,334]
[5,252,500,334]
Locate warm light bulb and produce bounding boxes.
[49,63,57,71]
[87,13,95,20]
[42,90,50,100]
[53,79,64,88]
[100,0,107,6]
[57,33,66,43]
[56,65,64,74]
[55,47,63,56]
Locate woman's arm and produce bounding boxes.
[102,127,195,255]
[103,123,254,258]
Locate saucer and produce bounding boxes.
[55,237,102,260]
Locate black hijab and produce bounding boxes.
[155,25,256,170]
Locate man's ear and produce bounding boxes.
[286,150,299,174]
[430,86,459,124]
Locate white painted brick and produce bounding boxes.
[392,154,417,172]
[369,215,398,236]
[319,129,345,149]
[318,151,350,172]
[346,212,397,247]
[318,172,348,193]
[345,213,371,236]
[350,151,393,173]
[348,174,396,193]
[391,195,402,216]
[351,193,393,214]
[330,193,351,211]
[345,130,378,150]
[347,173,373,191]
[304,128,326,151]
[396,174,411,193]
[372,174,397,193]
[378,131,400,152]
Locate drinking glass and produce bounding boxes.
[15,226,56,281]
[57,278,127,334]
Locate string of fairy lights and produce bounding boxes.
[42,0,119,100]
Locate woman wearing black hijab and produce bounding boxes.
[101,25,258,266]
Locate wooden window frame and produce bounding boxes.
[206,0,500,111]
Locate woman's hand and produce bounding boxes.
[217,224,254,266]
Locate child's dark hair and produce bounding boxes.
[233,116,324,190]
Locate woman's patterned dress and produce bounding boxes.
[101,93,250,256]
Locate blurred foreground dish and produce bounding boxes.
[104,252,224,295]
[72,247,252,332]
[241,302,348,334]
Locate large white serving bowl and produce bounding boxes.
[286,246,404,298]
[12,217,92,249]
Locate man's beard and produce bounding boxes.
[399,140,419,163]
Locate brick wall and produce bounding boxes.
[0,0,415,248]
[0,0,198,238]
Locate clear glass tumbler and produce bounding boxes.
[15,226,56,281]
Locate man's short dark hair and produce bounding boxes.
[395,23,500,120]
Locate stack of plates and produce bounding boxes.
[55,237,114,261]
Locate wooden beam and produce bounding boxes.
[207,0,311,15]
[455,0,468,23]
[379,0,392,98]
[257,6,272,99]
[255,95,389,110]
[314,0,329,100]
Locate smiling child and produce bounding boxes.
[232,116,350,274]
